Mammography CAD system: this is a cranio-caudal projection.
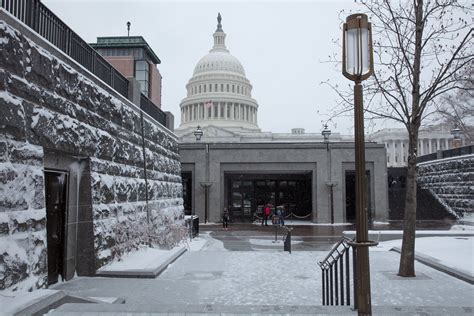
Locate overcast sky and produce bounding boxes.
[41,0,379,135]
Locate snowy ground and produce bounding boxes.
[3,231,473,313]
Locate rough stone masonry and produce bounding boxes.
[0,12,183,291]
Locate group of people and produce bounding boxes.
[221,204,287,230]
[261,203,286,226]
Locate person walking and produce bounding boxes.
[222,207,230,231]
[278,206,285,226]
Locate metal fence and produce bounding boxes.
[141,94,167,127]
[417,145,473,164]
[318,237,357,309]
[1,0,129,97]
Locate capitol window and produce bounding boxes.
[221,84,224,91]
[227,84,229,92]
[199,85,202,93]
[209,84,212,92]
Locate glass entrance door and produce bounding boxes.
[226,173,312,223]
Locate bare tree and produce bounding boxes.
[436,68,474,143]
[325,0,473,277]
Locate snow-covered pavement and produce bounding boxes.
[48,232,473,308]
[3,231,473,314]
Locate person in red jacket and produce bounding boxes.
[262,203,271,226]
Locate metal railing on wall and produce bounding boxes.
[417,145,473,164]
[318,236,357,309]
[1,0,129,98]
[140,94,166,127]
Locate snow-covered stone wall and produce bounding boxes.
[0,139,47,290]
[0,15,183,290]
[417,155,474,218]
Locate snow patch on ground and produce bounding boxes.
[98,245,186,271]
[373,236,473,275]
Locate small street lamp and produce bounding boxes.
[322,124,335,224]
[342,13,377,315]
[194,125,211,224]
[451,126,462,148]
[194,125,203,141]
[322,124,331,150]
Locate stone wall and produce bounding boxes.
[0,13,183,291]
[417,155,474,217]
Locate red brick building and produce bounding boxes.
[91,36,162,108]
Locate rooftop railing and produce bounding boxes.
[1,0,129,97]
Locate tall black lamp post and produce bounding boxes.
[342,13,377,315]
[322,125,335,224]
[194,126,211,224]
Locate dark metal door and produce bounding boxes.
[45,171,68,285]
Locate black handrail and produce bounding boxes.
[1,0,129,98]
[318,236,357,309]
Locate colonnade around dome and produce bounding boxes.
[187,82,251,97]
[181,101,258,124]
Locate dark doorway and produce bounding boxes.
[181,172,192,215]
[45,170,68,285]
[345,171,371,222]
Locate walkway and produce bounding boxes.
[48,224,473,315]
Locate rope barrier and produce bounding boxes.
[253,212,312,220]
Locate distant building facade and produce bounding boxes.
[176,14,389,224]
[368,125,464,167]
[91,36,162,108]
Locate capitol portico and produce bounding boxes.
[369,126,462,167]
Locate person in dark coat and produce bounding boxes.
[223,207,230,231]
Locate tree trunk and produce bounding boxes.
[398,130,418,277]
[398,0,424,277]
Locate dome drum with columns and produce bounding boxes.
[176,13,260,136]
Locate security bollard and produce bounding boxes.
[284,227,293,253]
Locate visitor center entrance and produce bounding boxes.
[225,173,312,222]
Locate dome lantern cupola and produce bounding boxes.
[212,13,228,53]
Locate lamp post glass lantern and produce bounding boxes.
[343,14,374,81]
[451,126,462,148]
[194,125,203,141]
[342,13,376,315]
[322,124,331,145]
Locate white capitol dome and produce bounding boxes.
[176,13,260,136]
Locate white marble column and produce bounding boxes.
[428,138,433,154]
[399,140,404,165]
[390,141,396,166]
[445,138,449,150]
[436,138,440,151]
